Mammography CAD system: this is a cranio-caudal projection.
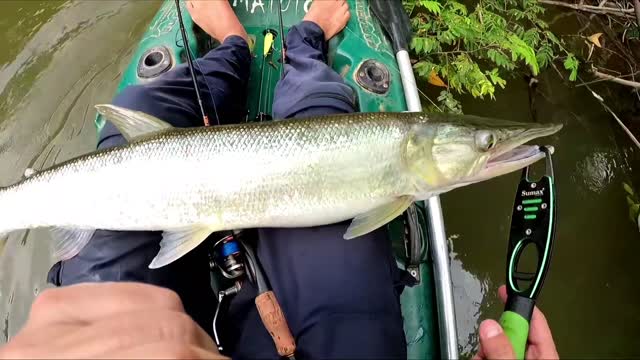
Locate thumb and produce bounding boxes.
[478,320,516,359]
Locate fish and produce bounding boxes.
[0,105,562,268]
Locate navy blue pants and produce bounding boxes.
[48,22,406,359]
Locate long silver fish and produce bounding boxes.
[0,106,561,268]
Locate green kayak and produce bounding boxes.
[96,1,442,357]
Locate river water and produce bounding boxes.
[0,1,638,357]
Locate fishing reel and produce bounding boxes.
[209,231,246,279]
[209,231,250,352]
[208,230,296,358]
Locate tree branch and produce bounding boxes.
[593,70,640,88]
[588,88,640,151]
[634,0,640,27]
[538,0,635,17]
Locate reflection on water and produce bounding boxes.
[449,234,490,356]
[0,1,638,357]
[574,150,630,194]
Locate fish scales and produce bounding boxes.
[0,112,413,233]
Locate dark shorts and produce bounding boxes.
[48,21,407,359]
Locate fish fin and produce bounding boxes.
[50,228,96,261]
[344,195,414,240]
[95,104,173,142]
[24,168,36,178]
[149,225,218,269]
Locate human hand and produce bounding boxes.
[473,285,558,360]
[0,282,226,359]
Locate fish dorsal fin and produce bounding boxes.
[95,104,173,141]
[50,228,96,261]
[344,196,414,240]
[149,225,220,269]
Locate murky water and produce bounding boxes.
[0,1,638,357]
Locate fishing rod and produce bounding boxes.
[276,0,286,78]
[500,146,557,359]
[174,0,210,126]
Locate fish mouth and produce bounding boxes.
[467,123,562,184]
[482,145,553,179]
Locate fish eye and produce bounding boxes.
[475,131,496,152]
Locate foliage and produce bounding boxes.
[405,0,578,112]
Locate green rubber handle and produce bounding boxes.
[499,311,529,359]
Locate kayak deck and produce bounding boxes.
[96,1,440,357]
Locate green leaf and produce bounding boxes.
[563,54,579,81]
[414,61,439,79]
[508,34,540,75]
[523,28,541,47]
[487,49,513,70]
[536,44,554,69]
[448,1,468,15]
[486,69,507,88]
[627,195,637,207]
[437,90,463,114]
[412,37,423,54]
[545,31,561,45]
[419,0,443,15]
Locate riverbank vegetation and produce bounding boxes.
[405,0,640,113]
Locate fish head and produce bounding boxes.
[405,114,562,197]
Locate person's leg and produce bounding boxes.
[227,2,407,358]
[47,2,251,336]
[272,2,354,119]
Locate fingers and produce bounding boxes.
[28,282,184,327]
[527,307,559,359]
[498,284,508,303]
[477,320,516,360]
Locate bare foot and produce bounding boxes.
[303,0,351,41]
[186,0,248,43]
